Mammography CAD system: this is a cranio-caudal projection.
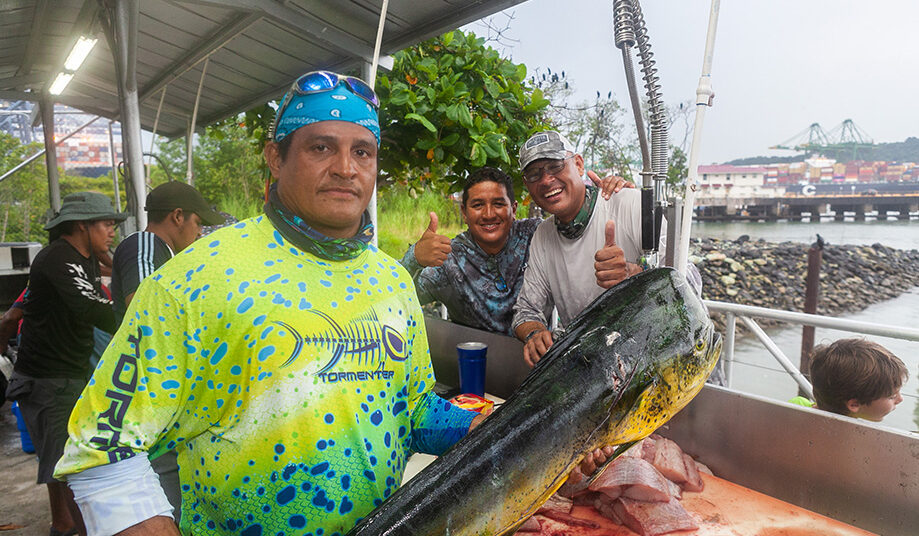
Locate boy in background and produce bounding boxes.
[790,338,908,422]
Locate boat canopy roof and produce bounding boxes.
[0,0,525,136]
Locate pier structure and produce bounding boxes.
[695,193,919,222]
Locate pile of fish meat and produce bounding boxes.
[518,435,712,536]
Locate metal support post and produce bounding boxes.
[664,199,682,268]
[723,312,735,388]
[186,57,209,186]
[799,238,824,395]
[40,98,62,212]
[360,0,389,248]
[112,0,147,232]
[677,0,721,275]
[108,121,121,210]
[741,316,814,400]
[362,61,378,247]
[186,119,194,186]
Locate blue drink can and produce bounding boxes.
[457,342,487,396]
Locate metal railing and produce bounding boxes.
[704,300,919,400]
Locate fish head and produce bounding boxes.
[602,268,723,444]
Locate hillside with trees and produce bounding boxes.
[726,137,919,166]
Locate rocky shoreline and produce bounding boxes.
[691,236,919,333]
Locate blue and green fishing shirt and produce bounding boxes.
[56,215,476,535]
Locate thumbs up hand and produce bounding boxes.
[594,221,640,288]
[414,212,452,267]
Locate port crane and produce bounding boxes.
[771,119,875,161]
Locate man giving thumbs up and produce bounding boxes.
[400,167,633,336]
[512,131,647,367]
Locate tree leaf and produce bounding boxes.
[457,105,473,129]
[405,113,437,133]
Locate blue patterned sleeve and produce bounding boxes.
[399,243,448,306]
[409,390,476,456]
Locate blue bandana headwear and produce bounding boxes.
[273,84,380,145]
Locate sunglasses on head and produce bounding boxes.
[271,71,380,140]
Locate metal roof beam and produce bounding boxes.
[383,0,526,53]
[0,73,47,90]
[137,10,262,103]
[176,56,356,138]
[0,1,31,11]
[16,0,51,76]
[174,0,374,59]
[0,89,37,101]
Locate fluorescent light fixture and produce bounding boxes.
[49,72,74,95]
[64,36,97,71]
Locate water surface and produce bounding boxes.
[693,220,919,432]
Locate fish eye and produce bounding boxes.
[695,339,706,351]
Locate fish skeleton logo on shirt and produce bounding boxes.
[272,308,408,373]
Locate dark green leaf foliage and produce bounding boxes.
[150,118,267,220]
[377,29,553,198]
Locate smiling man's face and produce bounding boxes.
[461,180,517,255]
[523,153,586,224]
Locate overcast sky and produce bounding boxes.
[465,0,919,164]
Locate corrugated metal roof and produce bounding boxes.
[0,0,527,137]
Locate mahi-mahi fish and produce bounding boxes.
[346,267,722,535]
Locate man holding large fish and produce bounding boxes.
[52,71,493,536]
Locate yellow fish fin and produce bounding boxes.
[496,462,580,536]
[609,381,673,444]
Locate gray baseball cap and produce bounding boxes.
[518,130,577,170]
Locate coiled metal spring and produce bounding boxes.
[613,0,635,49]
[631,1,669,182]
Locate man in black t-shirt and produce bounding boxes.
[5,191,126,536]
[109,181,221,521]
[111,181,223,326]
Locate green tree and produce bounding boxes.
[151,119,266,219]
[667,145,688,194]
[376,29,552,197]
[530,69,638,181]
[0,133,51,242]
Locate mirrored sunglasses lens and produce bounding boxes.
[296,71,338,93]
[345,77,380,107]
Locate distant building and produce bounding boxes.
[0,100,122,177]
[697,165,769,199]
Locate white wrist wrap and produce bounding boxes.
[66,453,174,536]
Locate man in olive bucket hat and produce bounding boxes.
[5,191,125,536]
